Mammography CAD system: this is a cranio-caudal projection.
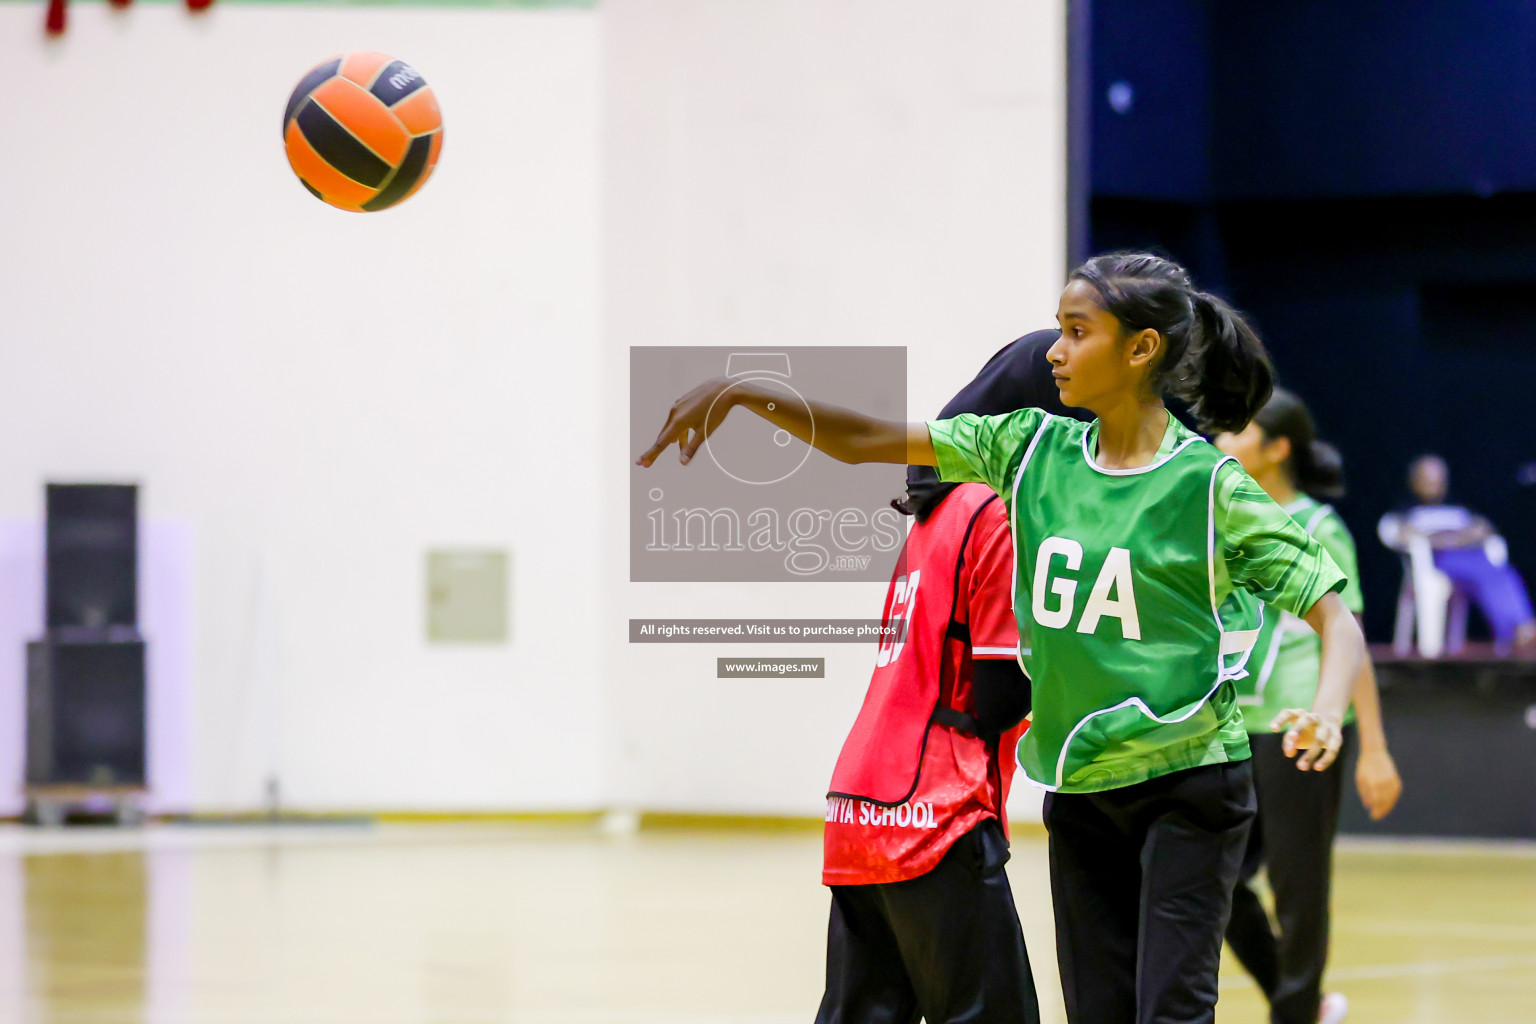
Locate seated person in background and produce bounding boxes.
[1378,454,1536,653]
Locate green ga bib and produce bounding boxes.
[1007,416,1260,793]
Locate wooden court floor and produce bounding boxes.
[0,822,1531,1023]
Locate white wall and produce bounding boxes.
[0,3,603,812]
[601,0,1065,815]
[1,0,1064,816]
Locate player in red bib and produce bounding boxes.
[815,332,1089,1024]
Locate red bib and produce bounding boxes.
[824,484,1026,885]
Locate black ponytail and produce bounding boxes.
[1185,291,1274,435]
[1252,387,1346,500]
[1069,253,1274,433]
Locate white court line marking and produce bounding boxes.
[1328,951,1536,982]
[1341,916,1536,943]
[0,822,612,857]
[1220,951,1536,990]
[1335,835,1536,858]
[5,825,1534,859]
[30,1012,808,1024]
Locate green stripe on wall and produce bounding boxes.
[0,0,595,9]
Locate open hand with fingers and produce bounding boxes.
[1270,708,1345,772]
[635,377,736,468]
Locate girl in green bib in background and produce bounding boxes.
[637,252,1367,1024]
[1215,389,1403,1024]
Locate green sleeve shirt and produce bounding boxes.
[1238,498,1361,731]
[1212,464,1348,620]
[927,411,1348,623]
[926,408,1047,496]
[925,410,1347,791]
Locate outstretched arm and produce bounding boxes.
[635,376,936,468]
[1272,591,1365,772]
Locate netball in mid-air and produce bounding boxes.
[282,51,443,212]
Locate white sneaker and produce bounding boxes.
[1318,992,1349,1024]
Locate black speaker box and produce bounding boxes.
[46,484,137,630]
[26,640,146,787]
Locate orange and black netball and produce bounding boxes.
[282,51,443,213]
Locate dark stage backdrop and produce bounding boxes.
[1083,0,1536,640]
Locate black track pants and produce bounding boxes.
[1045,760,1256,1024]
[815,819,1040,1024]
[1224,728,1353,1024]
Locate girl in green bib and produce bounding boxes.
[636,252,1367,1024]
[1215,389,1402,1024]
